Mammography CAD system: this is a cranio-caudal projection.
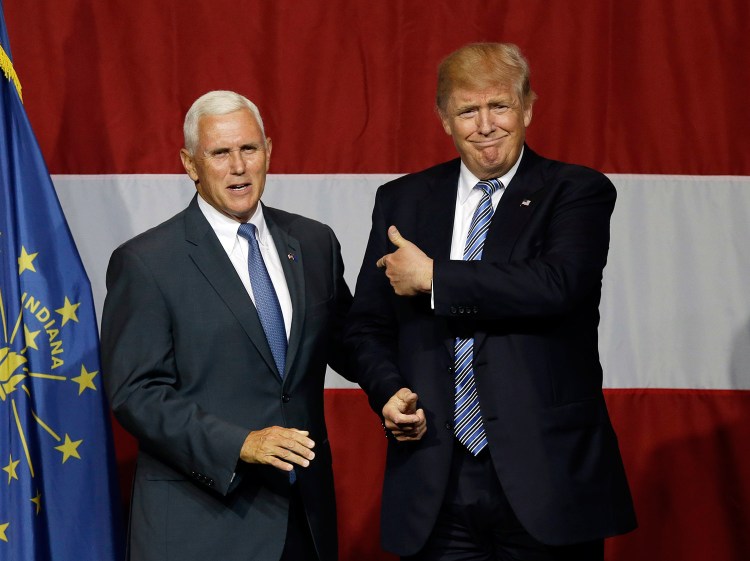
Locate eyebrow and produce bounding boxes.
[454,103,479,113]
[453,96,516,113]
[206,143,261,156]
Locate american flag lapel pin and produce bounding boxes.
[287,252,297,262]
[521,199,531,207]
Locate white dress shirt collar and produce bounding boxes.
[196,196,271,251]
[457,146,525,204]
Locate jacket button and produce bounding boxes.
[473,306,479,314]
[445,422,453,430]
[282,394,291,403]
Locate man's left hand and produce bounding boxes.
[376,226,433,296]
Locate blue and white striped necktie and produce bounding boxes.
[454,178,503,455]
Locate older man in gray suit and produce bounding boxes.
[102,90,351,561]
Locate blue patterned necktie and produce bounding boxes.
[454,178,503,455]
[237,223,287,377]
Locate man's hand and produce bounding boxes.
[240,427,315,473]
[376,226,433,296]
[382,387,427,441]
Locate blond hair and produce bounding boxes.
[436,43,537,113]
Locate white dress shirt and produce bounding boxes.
[197,196,293,339]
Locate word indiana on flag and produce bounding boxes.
[0,5,123,560]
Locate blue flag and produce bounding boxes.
[0,5,123,559]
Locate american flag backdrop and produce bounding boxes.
[5,1,749,560]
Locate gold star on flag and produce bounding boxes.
[17,246,38,274]
[71,365,98,395]
[0,522,8,542]
[2,455,20,484]
[55,434,83,463]
[24,324,41,350]
[56,297,80,326]
[31,491,42,515]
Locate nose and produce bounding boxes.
[228,150,246,175]
[477,109,495,135]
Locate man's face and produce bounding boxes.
[440,82,532,180]
[180,109,272,223]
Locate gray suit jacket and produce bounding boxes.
[102,196,351,561]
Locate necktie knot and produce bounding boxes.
[237,222,257,242]
[475,178,503,197]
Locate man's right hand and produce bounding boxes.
[240,427,315,473]
[382,387,427,441]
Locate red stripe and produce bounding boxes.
[111,388,750,561]
[4,1,749,175]
[606,388,750,561]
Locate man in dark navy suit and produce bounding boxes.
[345,43,636,560]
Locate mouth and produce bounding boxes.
[227,182,251,191]
[472,137,504,149]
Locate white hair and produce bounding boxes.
[183,90,266,154]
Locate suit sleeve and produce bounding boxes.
[101,245,249,496]
[433,172,616,319]
[344,188,408,415]
[324,226,355,378]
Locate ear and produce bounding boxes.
[439,111,452,136]
[523,102,533,127]
[180,148,199,182]
[265,137,273,172]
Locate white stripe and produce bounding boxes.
[52,173,750,390]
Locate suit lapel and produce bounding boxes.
[414,161,461,359]
[264,207,305,385]
[416,161,460,263]
[183,197,280,378]
[483,146,545,260]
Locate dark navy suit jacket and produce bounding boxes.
[345,147,636,555]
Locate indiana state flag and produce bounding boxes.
[0,5,123,560]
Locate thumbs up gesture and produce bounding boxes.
[376,226,433,296]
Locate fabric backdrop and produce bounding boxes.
[5,2,749,560]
